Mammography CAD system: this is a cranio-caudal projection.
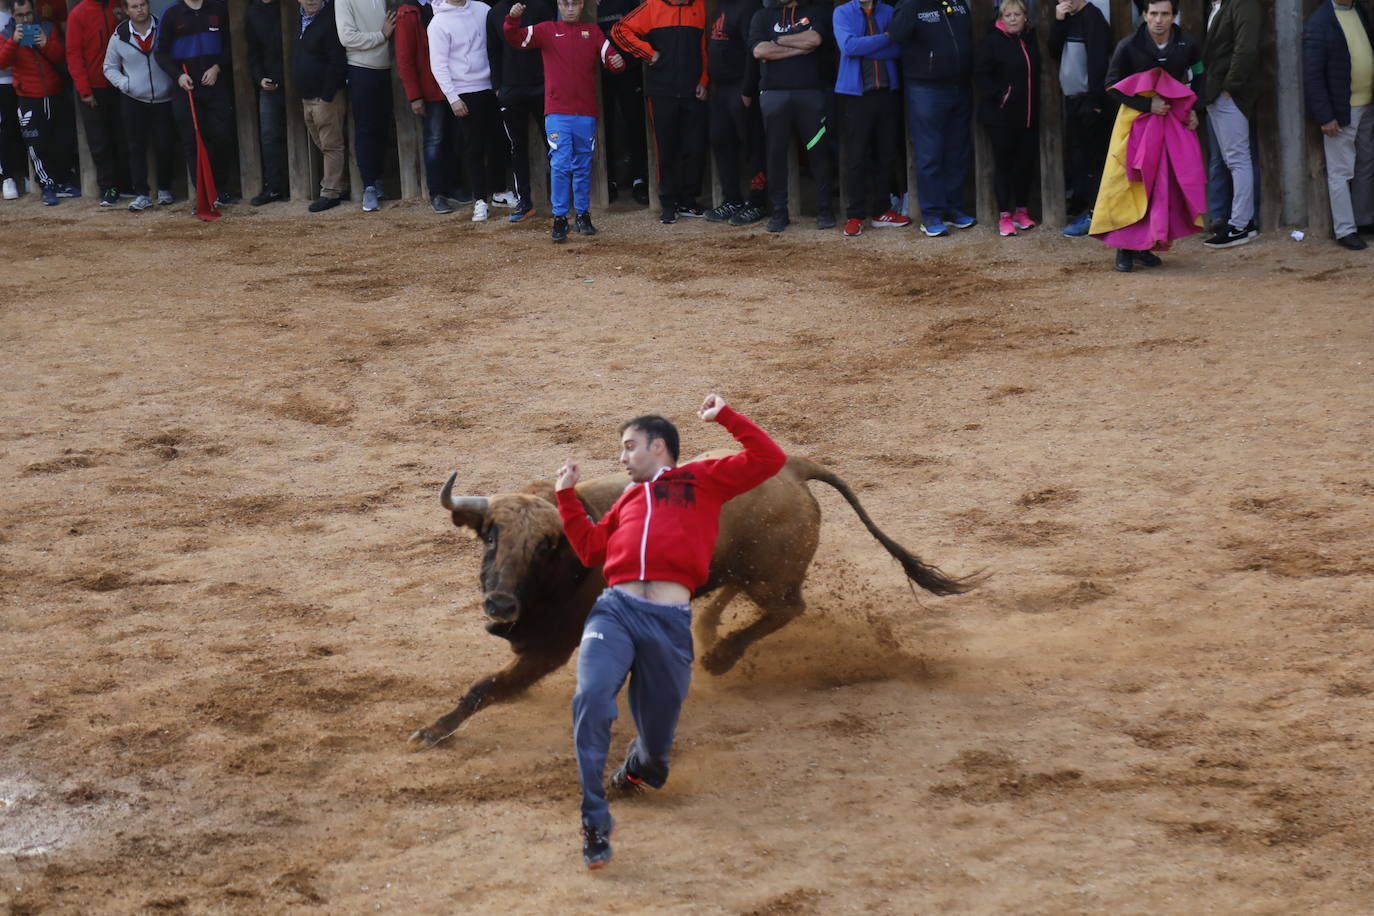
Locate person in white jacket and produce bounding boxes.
[427,0,500,220]
[102,0,176,210]
[335,0,395,210]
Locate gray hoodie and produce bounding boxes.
[103,16,175,103]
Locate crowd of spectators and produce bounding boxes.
[0,0,1370,256]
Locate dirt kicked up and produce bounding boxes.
[2,199,1372,914]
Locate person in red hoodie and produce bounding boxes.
[395,0,458,212]
[67,0,130,204]
[0,0,74,204]
[554,392,785,870]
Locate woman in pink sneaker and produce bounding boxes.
[974,0,1039,237]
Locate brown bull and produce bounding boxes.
[410,454,976,748]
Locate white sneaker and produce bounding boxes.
[157,189,174,206]
[491,190,518,208]
[128,194,154,211]
[472,199,489,222]
[1,178,17,200]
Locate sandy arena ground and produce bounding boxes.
[2,196,1372,914]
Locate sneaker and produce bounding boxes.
[216,192,239,206]
[1203,224,1252,249]
[362,185,379,212]
[677,201,705,218]
[1011,207,1036,230]
[1134,249,1163,267]
[998,212,1016,236]
[871,210,910,228]
[705,201,741,222]
[491,190,518,208]
[430,195,453,214]
[157,189,174,206]
[631,179,649,206]
[552,214,569,243]
[450,187,474,205]
[128,194,154,211]
[728,203,766,226]
[1,177,17,200]
[843,217,863,237]
[509,203,535,223]
[581,817,614,870]
[309,195,341,212]
[251,189,284,206]
[609,760,648,795]
[41,183,59,206]
[1337,232,1368,251]
[575,211,597,235]
[815,209,836,230]
[1114,249,1133,272]
[607,178,618,203]
[471,199,489,221]
[766,211,789,233]
[947,210,976,229]
[659,206,677,224]
[920,217,949,237]
[1062,211,1093,237]
[56,183,81,198]
[100,187,119,207]
[1244,220,1259,239]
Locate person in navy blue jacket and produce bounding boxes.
[1303,0,1374,250]
[833,0,907,236]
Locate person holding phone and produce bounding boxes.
[0,0,74,205]
[245,0,289,204]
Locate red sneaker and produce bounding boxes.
[1011,207,1036,230]
[871,210,911,228]
[843,218,863,237]
[998,212,1016,237]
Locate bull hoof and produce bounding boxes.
[408,726,454,749]
[700,647,740,676]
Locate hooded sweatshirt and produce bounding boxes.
[66,0,120,95]
[427,0,492,103]
[104,16,175,102]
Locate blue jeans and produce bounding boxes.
[572,587,693,831]
[546,112,596,216]
[422,100,455,198]
[904,83,971,221]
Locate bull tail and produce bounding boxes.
[785,456,982,597]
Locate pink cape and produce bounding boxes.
[1094,68,1205,250]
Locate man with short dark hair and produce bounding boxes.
[68,0,131,205]
[1199,0,1261,248]
[103,0,177,209]
[555,393,786,870]
[295,0,348,211]
[0,0,74,205]
[156,0,239,206]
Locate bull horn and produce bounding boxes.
[439,472,489,514]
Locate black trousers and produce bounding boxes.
[16,93,76,188]
[257,88,288,194]
[121,94,177,196]
[985,121,1038,213]
[0,84,29,183]
[347,65,393,188]
[840,89,900,219]
[455,88,502,203]
[759,87,831,216]
[1063,93,1112,213]
[80,85,131,192]
[601,64,647,187]
[709,79,766,206]
[646,93,706,208]
[498,86,544,207]
[170,83,235,194]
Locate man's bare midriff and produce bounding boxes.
[616,580,691,605]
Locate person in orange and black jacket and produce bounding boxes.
[68,0,131,204]
[613,0,709,222]
[395,0,458,212]
[974,0,1039,238]
[0,0,76,203]
[487,0,552,221]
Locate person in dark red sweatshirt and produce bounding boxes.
[394,0,456,212]
[67,0,130,203]
[0,0,74,204]
[554,393,785,870]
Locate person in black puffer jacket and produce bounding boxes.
[974,0,1039,236]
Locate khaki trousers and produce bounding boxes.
[303,93,348,199]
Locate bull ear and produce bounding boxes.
[440,472,489,532]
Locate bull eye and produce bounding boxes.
[484,526,498,547]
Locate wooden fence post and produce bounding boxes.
[1036,0,1065,228]
[230,0,260,198]
[971,0,995,226]
[1274,0,1306,226]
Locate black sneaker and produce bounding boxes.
[552,214,569,243]
[1203,225,1252,249]
[575,212,597,235]
[1114,249,1134,273]
[1134,249,1162,267]
[816,209,836,230]
[766,211,789,233]
[677,201,705,218]
[100,187,119,207]
[216,192,240,206]
[632,179,649,206]
[309,196,341,212]
[1244,220,1260,238]
[729,203,766,226]
[1337,232,1368,251]
[705,202,740,222]
[251,189,284,206]
[659,206,677,224]
[609,760,648,796]
[582,817,614,870]
[430,195,453,214]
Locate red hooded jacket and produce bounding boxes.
[394,0,445,103]
[66,0,120,95]
[0,19,67,99]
